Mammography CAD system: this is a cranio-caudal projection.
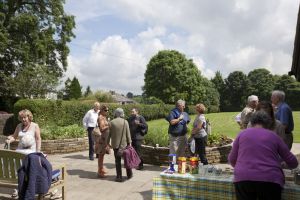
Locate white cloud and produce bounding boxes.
[65,0,299,94]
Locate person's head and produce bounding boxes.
[247,95,259,109]
[250,110,273,130]
[256,101,275,129]
[195,103,206,114]
[20,134,35,149]
[131,108,139,117]
[271,90,285,106]
[100,105,109,115]
[18,109,33,125]
[93,101,100,111]
[176,99,185,112]
[114,108,125,118]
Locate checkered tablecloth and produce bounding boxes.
[152,172,300,200]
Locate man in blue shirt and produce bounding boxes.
[271,90,294,149]
[166,99,190,157]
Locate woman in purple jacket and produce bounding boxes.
[228,111,298,200]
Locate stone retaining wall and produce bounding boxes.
[141,144,232,165]
[0,135,89,154]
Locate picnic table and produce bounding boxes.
[152,171,300,200]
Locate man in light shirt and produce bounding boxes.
[83,102,100,160]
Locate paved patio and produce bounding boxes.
[1,143,300,200]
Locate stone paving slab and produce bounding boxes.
[1,143,300,200]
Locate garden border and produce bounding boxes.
[141,143,232,165]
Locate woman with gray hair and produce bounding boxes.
[107,108,132,182]
[228,111,298,200]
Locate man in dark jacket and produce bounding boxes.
[18,152,52,200]
[128,108,148,170]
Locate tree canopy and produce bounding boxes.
[143,50,219,109]
[0,0,75,96]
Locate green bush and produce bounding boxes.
[41,124,86,140]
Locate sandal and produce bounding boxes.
[50,193,62,200]
[97,172,106,178]
[11,189,18,199]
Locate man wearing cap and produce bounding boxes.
[240,95,259,129]
[271,90,294,150]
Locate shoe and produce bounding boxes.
[115,177,123,182]
[11,189,18,199]
[97,172,106,178]
[127,174,133,180]
[89,157,94,161]
[96,154,99,158]
[50,193,62,200]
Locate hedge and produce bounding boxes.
[14,99,197,127]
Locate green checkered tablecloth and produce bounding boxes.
[152,172,300,200]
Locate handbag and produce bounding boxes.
[116,120,126,157]
[92,127,101,137]
[123,146,141,169]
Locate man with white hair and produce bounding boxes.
[240,95,259,129]
[166,99,190,157]
[271,90,294,149]
[83,101,100,160]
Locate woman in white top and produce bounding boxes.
[6,109,41,152]
[191,103,208,165]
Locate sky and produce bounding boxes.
[64,0,300,95]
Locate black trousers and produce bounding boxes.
[87,127,95,159]
[132,139,143,167]
[113,149,132,178]
[194,136,208,165]
[234,181,282,200]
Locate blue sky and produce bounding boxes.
[64,0,299,95]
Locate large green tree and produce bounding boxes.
[0,0,75,96]
[143,50,206,105]
[64,77,82,100]
[223,71,249,111]
[247,68,274,101]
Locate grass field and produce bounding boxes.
[145,111,300,146]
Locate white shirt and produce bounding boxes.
[82,109,99,129]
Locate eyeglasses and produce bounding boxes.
[104,110,109,112]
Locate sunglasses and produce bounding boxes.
[104,110,109,112]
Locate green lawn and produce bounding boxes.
[145,111,300,146]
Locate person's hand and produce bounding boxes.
[179,114,184,120]
[6,136,13,144]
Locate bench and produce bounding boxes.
[0,149,66,199]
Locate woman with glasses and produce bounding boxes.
[96,105,110,178]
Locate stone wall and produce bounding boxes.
[0,135,89,154]
[141,144,232,165]
[0,113,14,135]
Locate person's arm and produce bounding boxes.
[228,134,240,167]
[82,111,89,129]
[277,137,298,169]
[170,114,184,125]
[125,121,132,146]
[99,116,109,132]
[35,123,42,152]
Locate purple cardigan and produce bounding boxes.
[228,127,298,187]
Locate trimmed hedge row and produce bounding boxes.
[14,99,198,127]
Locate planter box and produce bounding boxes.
[141,143,232,165]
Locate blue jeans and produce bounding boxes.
[87,127,95,159]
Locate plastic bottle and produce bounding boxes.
[198,163,204,176]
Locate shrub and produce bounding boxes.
[41,124,86,140]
